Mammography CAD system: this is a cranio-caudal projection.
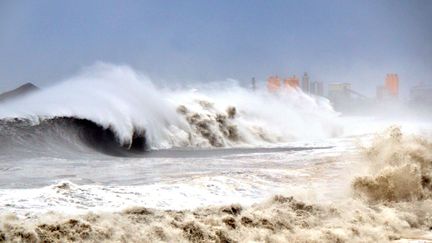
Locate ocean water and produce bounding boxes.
[0,64,431,242]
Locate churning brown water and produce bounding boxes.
[1,127,432,242]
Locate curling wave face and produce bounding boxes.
[0,117,147,157]
[0,63,341,156]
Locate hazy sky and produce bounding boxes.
[0,0,431,97]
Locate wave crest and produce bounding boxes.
[0,63,341,155]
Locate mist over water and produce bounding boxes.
[0,64,431,242]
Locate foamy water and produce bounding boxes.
[1,127,431,242]
[0,138,355,216]
[1,64,432,242]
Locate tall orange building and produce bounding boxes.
[284,76,300,89]
[267,76,281,92]
[385,73,399,98]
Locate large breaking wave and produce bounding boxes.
[0,63,340,156]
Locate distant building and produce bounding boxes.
[267,76,281,92]
[328,83,351,101]
[410,83,432,105]
[376,73,399,100]
[301,72,310,93]
[384,73,399,98]
[284,75,300,89]
[310,81,324,96]
[317,82,324,96]
[251,77,256,91]
[376,85,385,100]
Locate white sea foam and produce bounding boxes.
[0,63,341,150]
[1,128,432,242]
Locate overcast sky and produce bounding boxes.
[0,0,431,97]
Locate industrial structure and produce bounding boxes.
[327,82,369,111]
[328,83,352,102]
[284,76,300,89]
[267,76,281,92]
[410,83,432,105]
[251,77,256,91]
[376,73,399,100]
[310,81,324,96]
[267,75,300,92]
[385,74,399,97]
[262,71,428,115]
[266,73,322,95]
[263,71,432,114]
[301,72,310,93]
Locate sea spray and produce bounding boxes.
[1,127,432,242]
[0,63,341,154]
[353,126,432,202]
